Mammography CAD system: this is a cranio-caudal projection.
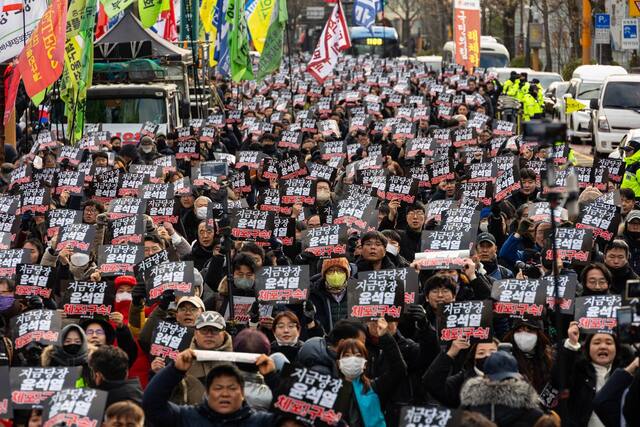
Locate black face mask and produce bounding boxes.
[475,357,487,372]
[627,230,640,241]
[63,344,82,355]
[263,145,276,154]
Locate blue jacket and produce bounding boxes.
[143,364,277,427]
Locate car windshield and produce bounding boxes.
[479,53,509,68]
[602,82,640,109]
[533,75,563,89]
[577,82,601,100]
[86,96,167,124]
[349,39,400,58]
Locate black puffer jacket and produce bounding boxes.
[423,351,478,408]
[460,376,544,427]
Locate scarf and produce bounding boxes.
[352,377,386,427]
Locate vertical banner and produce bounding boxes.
[453,0,480,72]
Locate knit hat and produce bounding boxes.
[578,186,602,207]
[114,275,137,290]
[321,257,350,277]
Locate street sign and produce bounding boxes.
[622,18,639,50]
[529,23,543,48]
[306,6,325,20]
[630,0,640,18]
[595,13,610,44]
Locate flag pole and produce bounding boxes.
[285,24,295,122]
[21,1,30,148]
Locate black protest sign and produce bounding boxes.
[428,159,454,185]
[458,181,493,206]
[527,202,564,223]
[320,140,347,160]
[437,300,492,343]
[544,227,593,266]
[133,249,169,283]
[146,261,195,303]
[176,139,199,160]
[413,250,469,271]
[33,168,58,188]
[355,168,386,188]
[466,162,497,183]
[91,169,121,203]
[108,197,146,220]
[192,162,225,189]
[0,195,19,216]
[255,265,310,305]
[405,137,435,158]
[57,146,84,166]
[140,121,158,137]
[588,166,609,190]
[261,157,279,180]
[55,171,85,195]
[273,366,345,426]
[574,166,594,189]
[0,250,30,278]
[199,127,216,142]
[46,210,82,239]
[576,201,619,246]
[9,164,32,190]
[15,264,54,298]
[393,121,416,139]
[409,166,431,189]
[333,195,378,232]
[421,230,474,252]
[230,209,274,241]
[109,215,144,245]
[348,278,404,320]
[62,281,115,318]
[425,200,457,222]
[271,216,296,246]
[129,164,163,183]
[0,367,10,418]
[575,294,621,333]
[224,295,274,324]
[18,187,51,215]
[281,178,316,205]
[452,127,477,148]
[257,188,282,214]
[172,177,193,196]
[492,120,516,136]
[154,155,177,174]
[142,183,174,200]
[98,245,144,277]
[440,208,480,235]
[378,176,419,203]
[358,268,420,305]
[117,173,148,197]
[11,309,61,350]
[399,405,453,427]
[308,162,337,182]
[491,279,546,320]
[42,388,108,427]
[278,156,308,179]
[543,274,578,315]
[150,320,194,362]
[349,115,371,132]
[279,130,302,150]
[10,367,81,409]
[146,199,178,224]
[235,151,265,169]
[494,163,521,202]
[302,224,348,259]
[595,158,624,183]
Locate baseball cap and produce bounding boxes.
[476,232,496,246]
[627,210,640,223]
[484,350,521,382]
[623,139,640,152]
[176,296,205,311]
[195,311,226,330]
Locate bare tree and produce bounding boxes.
[386,0,426,44]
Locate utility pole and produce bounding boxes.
[582,0,592,64]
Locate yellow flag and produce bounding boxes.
[247,0,276,53]
[200,0,215,33]
[566,98,587,114]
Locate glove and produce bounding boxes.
[249,301,260,324]
[26,295,44,310]
[491,202,501,218]
[406,304,428,329]
[158,289,176,311]
[96,213,108,227]
[303,300,317,323]
[132,284,146,307]
[516,218,533,237]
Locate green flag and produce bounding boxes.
[100,0,134,18]
[138,0,165,28]
[229,0,254,82]
[256,0,287,81]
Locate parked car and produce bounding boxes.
[608,128,640,159]
[545,81,570,120]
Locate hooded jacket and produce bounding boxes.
[143,364,277,427]
[98,377,144,408]
[608,262,639,295]
[460,376,544,427]
[41,324,92,367]
[297,337,339,377]
[621,149,640,197]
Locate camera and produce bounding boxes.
[617,280,640,344]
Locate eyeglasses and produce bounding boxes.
[85,328,105,336]
[587,279,608,288]
[177,305,201,313]
[429,288,452,296]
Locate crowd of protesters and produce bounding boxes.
[1,56,640,427]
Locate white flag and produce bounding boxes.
[306,0,351,84]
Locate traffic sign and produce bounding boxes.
[595,13,610,29]
[630,0,640,18]
[622,18,639,50]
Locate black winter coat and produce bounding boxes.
[423,351,478,408]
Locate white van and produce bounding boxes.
[591,74,640,154]
[442,36,510,68]
[564,65,628,143]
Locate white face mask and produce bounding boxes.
[141,145,154,154]
[32,156,43,170]
[316,190,331,202]
[514,331,538,353]
[70,253,90,267]
[338,356,366,380]
[196,207,208,220]
[479,221,488,233]
[115,292,132,302]
[386,244,399,256]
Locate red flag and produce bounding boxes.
[162,0,177,42]
[3,63,21,126]
[306,1,351,84]
[95,3,109,39]
[17,0,67,98]
[453,0,481,72]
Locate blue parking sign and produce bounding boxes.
[595,14,610,29]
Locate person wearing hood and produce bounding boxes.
[603,239,638,295]
[0,278,21,335]
[579,263,613,297]
[90,345,143,407]
[143,355,276,427]
[356,232,396,273]
[459,350,544,426]
[138,136,161,165]
[423,337,499,408]
[217,253,259,315]
[181,195,210,244]
[380,230,410,267]
[80,313,138,368]
[621,139,640,198]
[309,257,352,333]
[623,210,640,275]
[41,324,94,385]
